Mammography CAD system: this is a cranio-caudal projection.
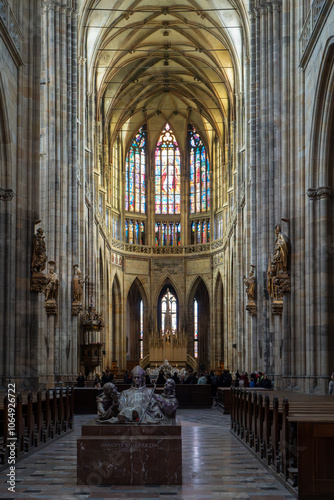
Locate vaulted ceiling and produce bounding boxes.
[79,0,248,153]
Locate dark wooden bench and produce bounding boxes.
[230,388,334,499]
[0,388,74,469]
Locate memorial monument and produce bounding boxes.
[77,366,182,485]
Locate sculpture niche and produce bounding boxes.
[244,265,257,316]
[72,265,85,316]
[31,227,48,292]
[267,224,290,315]
[97,365,178,424]
[44,261,59,315]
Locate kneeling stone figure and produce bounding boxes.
[96,365,178,424]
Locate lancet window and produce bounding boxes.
[125,127,146,213]
[194,298,198,358]
[161,289,177,334]
[189,126,210,214]
[155,124,181,215]
[140,300,144,359]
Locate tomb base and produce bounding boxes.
[77,419,182,485]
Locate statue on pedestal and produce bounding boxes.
[44,261,59,315]
[267,224,290,315]
[72,265,84,315]
[31,228,48,292]
[98,365,178,424]
[244,265,257,316]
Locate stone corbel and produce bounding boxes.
[0,187,15,201]
[307,186,334,201]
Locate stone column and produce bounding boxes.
[39,0,79,386]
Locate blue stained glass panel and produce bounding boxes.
[125,127,146,215]
[155,195,161,214]
[155,124,181,217]
[189,126,210,215]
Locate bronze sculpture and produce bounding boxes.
[98,365,178,424]
[96,382,120,420]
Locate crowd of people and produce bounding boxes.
[235,370,273,389]
[77,366,274,392]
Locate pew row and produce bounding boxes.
[0,388,74,470]
[230,387,334,499]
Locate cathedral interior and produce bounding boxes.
[0,0,334,394]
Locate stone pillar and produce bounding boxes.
[39,0,79,386]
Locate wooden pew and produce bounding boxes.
[230,388,334,499]
[1,388,74,470]
[217,387,232,414]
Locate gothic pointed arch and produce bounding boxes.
[307,37,334,380]
[188,276,210,370]
[309,37,334,185]
[157,281,179,335]
[111,272,122,368]
[0,73,12,187]
[214,272,224,368]
[126,277,148,363]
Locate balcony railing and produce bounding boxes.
[0,0,23,56]
[300,0,327,56]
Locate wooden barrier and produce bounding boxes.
[0,388,74,469]
[230,387,334,499]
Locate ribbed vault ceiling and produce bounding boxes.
[80,0,246,151]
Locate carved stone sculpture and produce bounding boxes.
[72,265,84,315]
[267,224,290,315]
[152,378,179,417]
[99,365,178,424]
[244,265,257,316]
[82,306,105,330]
[44,262,59,315]
[96,383,120,421]
[31,228,48,292]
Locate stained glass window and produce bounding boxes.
[125,220,129,242]
[194,298,198,358]
[125,127,146,213]
[155,124,181,215]
[189,126,210,213]
[154,222,181,246]
[161,289,177,334]
[140,300,144,359]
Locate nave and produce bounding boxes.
[0,409,293,500]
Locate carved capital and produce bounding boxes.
[307,186,334,200]
[72,301,83,316]
[273,275,291,296]
[246,301,257,316]
[0,187,15,201]
[272,300,283,315]
[31,273,47,293]
[44,299,58,315]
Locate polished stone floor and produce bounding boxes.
[0,408,294,500]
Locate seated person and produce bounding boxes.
[96,382,120,420]
[153,378,179,418]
